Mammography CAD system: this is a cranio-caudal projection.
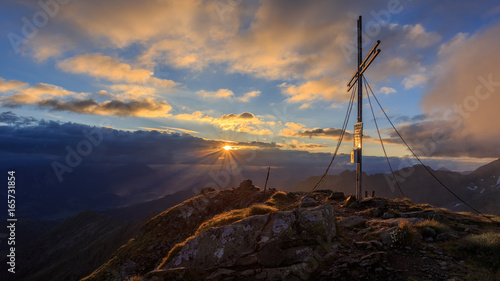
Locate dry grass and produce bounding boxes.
[195,204,278,235]
[158,239,190,268]
[265,191,296,208]
[458,232,500,270]
[391,220,418,247]
[415,219,451,234]
[391,197,413,204]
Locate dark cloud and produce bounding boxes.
[293,127,370,142]
[221,112,256,120]
[1,112,490,187]
[286,143,327,149]
[394,114,428,124]
[0,111,37,126]
[235,141,281,148]
[298,128,347,137]
[383,120,500,158]
[35,98,171,117]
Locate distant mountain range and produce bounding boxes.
[293,158,500,216]
[7,157,498,222]
[1,162,218,221]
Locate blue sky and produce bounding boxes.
[1,0,500,171]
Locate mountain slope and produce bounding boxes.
[82,181,275,281]
[102,188,196,222]
[82,180,500,281]
[3,210,143,281]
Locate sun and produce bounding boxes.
[223,145,233,151]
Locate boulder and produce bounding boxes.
[339,216,367,228]
[237,179,259,192]
[160,205,336,271]
[257,244,284,267]
[300,196,319,207]
[360,197,389,209]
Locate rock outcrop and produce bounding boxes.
[145,205,336,280]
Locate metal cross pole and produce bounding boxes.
[347,16,381,202]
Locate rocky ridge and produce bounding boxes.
[83,180,500,281]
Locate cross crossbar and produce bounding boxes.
[347,40,381,87]
[347,48,381,92]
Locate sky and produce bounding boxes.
[1,0,500,176]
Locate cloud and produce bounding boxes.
[0,78,28,92]
[196,89,261,102]
[279,122,305,137]
[296,128,354,141]
[37,98,172,117]
[216,112,272,135]
[0,111,37,126]
[281,139,327,150]
[279,122,354,141]
[394,114,427,124]
[299,103,313,110]
[174,111,215,122]
[2,82,78,104]
[57,53,178,88]
[403,24,441,48]
[236,91,261,102]
[139,126,199,135]
[415,22,500,158]
[21,0,445,104]
[108,84,158,99]
[196,89,235,99]
[280,77,346,103]
[402,73,427,89]
[0,77,172,117]
[379,87,396,95]
[173,111,275,135]
[437,32,469,57]
[221,112,256,120]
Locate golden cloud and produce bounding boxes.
[280,77,346,103]
[196,89,261,102]
[57,53,178,88]
[196,89,234,99]
[4,83,77,104]
[0,77,172,117]
[173,111,273,135]
[0,78,28,92]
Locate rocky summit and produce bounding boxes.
[83,180,500,281]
